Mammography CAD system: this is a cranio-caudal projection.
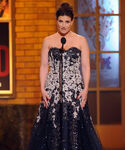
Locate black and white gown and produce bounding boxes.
[28,47,103,150]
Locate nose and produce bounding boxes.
[61,22,66,27]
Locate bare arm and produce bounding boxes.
[40,37,50,108]
[40,37,49,91]
[77,36,90,108]
[81,36,90,92]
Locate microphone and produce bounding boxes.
[59,37,66,99]
[61,37,66,50]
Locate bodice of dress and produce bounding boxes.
[45,47,84,100]
[43,47,84,128]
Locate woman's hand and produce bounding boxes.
[41,89,51,108]
[77,89,88,108]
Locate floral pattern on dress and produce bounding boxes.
[39,47,84,127]
[28,47,103,150]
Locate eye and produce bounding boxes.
[66,21,70,23]
[58,20,63,23]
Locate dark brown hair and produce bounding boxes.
[56,2,74,20]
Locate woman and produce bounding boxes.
[28,2,103,150]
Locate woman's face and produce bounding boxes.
[57,15,73,35]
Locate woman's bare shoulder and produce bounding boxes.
[71,32,87,47]
[79,35,89,51]
[75,33,86,41]
[72,32,86,41]
[43,33,57,41]
[76,34,88,46]
[42,33,57,46]
[72,33,89,51]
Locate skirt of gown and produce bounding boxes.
[28,47,103,150]
[28,98,103,150]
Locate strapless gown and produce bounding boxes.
[28,47,103,150]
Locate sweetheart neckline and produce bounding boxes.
[48,47,81,53]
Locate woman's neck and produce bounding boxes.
[57,31,72,38]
